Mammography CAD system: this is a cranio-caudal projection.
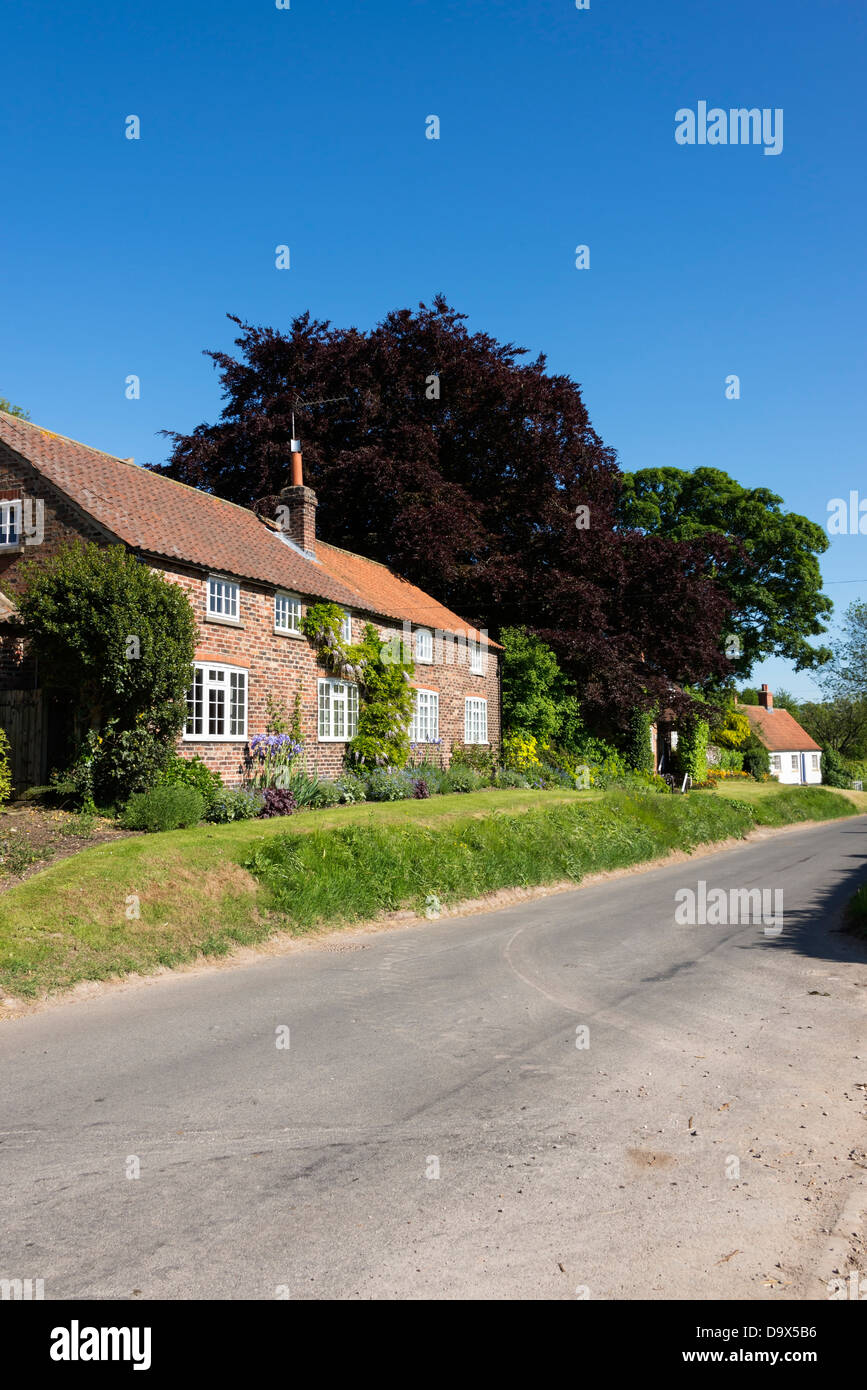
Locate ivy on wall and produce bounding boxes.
[302,602,415,766]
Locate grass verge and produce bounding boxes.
[0,784,859,1001]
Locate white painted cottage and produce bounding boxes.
[739,686,822,785]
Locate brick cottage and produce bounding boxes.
[0,411,500,785]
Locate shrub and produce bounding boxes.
[258,787,299,818]
[160,754,223,811]
[312,782,342,809]
[334,773,367,804]
[0,728,12,808]
[206,787,264,822]
[411,777,431,799]
[451,743,496,777]
[121,784,204,832]
[674,719,709,784]
[494,767,530,789]
[502,731,545,775]
[365,768,412,801]
[742,738,771,780]
[441,766,486,794]
[16,541,197,801]
[623,708,655,773]
[820,746,851,788]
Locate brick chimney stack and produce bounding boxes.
[277,440,317,556]
[759,684,774,709]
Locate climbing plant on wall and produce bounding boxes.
[302,602,415,766]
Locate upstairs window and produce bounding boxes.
[468,637,486,675]
[275,592,302,633]
[340,611,353,643]
[208,576,239,621]
[0,501,20,547]
[415,628,433,663]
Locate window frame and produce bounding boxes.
[415,628,433,664]
[318,677,359,743]
[0,500,20,548]
[791,754,799,771]
[410,687,439,743]
[468,637,486,676]
[184,661,248,742]
[464,696,489,745]
[274,591,303,635]
[340,610,352,643]
[207,575,240,623]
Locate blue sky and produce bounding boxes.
[2,0,864,698]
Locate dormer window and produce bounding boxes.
[208,576,239,621]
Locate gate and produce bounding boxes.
[0,689,48,789]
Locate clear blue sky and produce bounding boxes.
[2,0,864,697]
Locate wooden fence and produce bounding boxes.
[0,689,48,789]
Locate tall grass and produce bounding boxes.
[245,790,762,930]
[738,787,856,827]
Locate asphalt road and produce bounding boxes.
[2,817,867,1300]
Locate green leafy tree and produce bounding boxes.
[618,467,832,675]
[500,626,582,747]
[795,698,867,759]
[0,396,30,420]
[16,543,197,800]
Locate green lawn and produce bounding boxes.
[0,782,860,1002]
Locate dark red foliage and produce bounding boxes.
[158,297,733,726]
[258,787,298,818]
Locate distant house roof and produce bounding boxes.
[737,703,821,753]
[0,411,493,643]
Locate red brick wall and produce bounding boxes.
[162,564,500,783]
[0,442,500,785]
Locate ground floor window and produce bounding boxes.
[791,754,799,771]
[410,688,439,743]
[770,755,781,773]
[318,678,359,741]
[811,753,820,771]
[185,663,247,740]
[464,697,488,744]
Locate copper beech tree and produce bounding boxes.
[158,298,733,731]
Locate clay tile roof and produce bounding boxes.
[314,541,499,646]
[737,703,822,753]
[0,411,493,639]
